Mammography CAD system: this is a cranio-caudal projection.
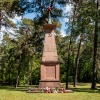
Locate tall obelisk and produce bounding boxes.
[39,6,61,88]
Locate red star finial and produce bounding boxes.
[47,6,53,12]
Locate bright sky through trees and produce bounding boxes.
[0,1,72,43]
[24,3,72,36]
[0,15,22,43]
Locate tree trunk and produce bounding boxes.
[15,75,19,88]
[66,3,77,89]
[66,53,70,89]
[15,55,21,88]
[66,33,72,89]
[91,1,98,89]
[8,61,11,85]
[74,33,83,87]
[66,4,77,88]
[29,65,33,85]
[8,68,11,85]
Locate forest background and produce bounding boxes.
[0,0,100,89]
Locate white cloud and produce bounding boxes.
[64,3,73,21]
[60,30,66,37]
[0,15,22,43]
[0,27,5,43]
[11,15,22,24]
[60,2,73,36]
[65,4,72,13]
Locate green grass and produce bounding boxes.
[0,83,100,100]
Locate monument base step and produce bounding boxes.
[39,80,61,88]
[26,87,74,93]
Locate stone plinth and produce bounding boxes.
[39,24,61,88]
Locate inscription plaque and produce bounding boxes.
[46,66,55,78]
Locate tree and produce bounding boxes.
[91,0,99,89]
[0,0,22,28]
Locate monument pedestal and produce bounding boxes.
[39,24,61,88]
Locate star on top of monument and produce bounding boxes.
[47,6,53,24]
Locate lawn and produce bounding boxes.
[0,83,100,100]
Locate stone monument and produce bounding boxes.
[39,6,61,88]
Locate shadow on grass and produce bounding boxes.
[0,85,28,92]
[0,84,100,93]
[70,88,100,93]
[97,86,100,88]
[67,83,100,93]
